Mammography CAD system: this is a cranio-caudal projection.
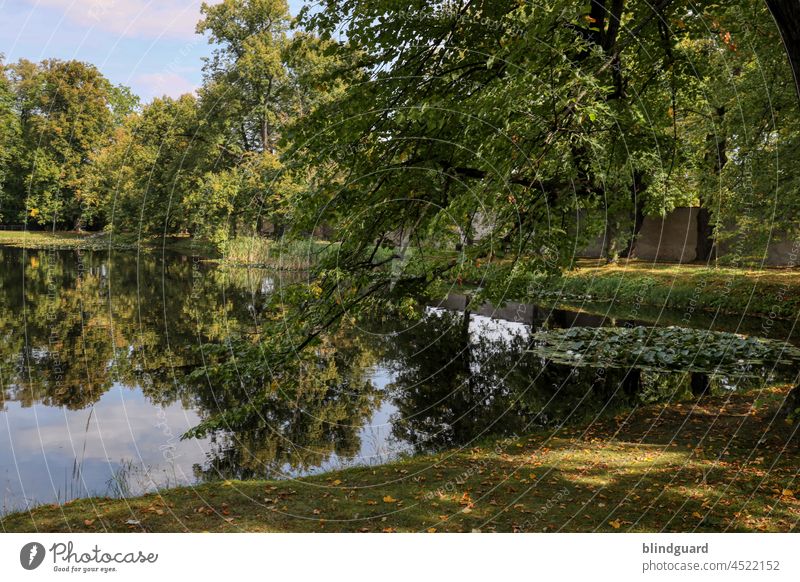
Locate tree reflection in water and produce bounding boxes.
[0,247,783,496]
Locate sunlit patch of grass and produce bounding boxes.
[3,386,798,533]
[0,230,94,248]
[543,260,800,318]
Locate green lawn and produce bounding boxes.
[0,231,328,268]
[3,385,797,533]
[534,260,800,319]
[0,229,95,248]
[6,230,799,320]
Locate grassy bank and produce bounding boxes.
[3,385,797,533]
[218,236,336,270]
[538,261,800,319]
[0,229,97,249]
[0,230,144,250]
[0,231,332,269]
[5,232,800,319]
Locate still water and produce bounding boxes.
[0,247,793,513]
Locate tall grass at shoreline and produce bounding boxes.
[220,237,337,270]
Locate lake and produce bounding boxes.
[0,246,795,513]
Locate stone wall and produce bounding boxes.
[578,206,799,266]
[633,207,699,263]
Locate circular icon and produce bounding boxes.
[20,542,46,570]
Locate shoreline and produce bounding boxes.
[3,231,800,319]
[2,385,797,533]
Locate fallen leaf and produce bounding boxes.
[383,495,398,503]
[609,520,621,529]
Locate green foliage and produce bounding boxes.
[1,1,799,444]
[0,61,20,221]
[3,59,133,228]
[541,264,800,318]
[530,325,800,373]
[87,94,209,237]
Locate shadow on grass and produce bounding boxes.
[3,389,798,533]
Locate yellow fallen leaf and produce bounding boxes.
[427,527,436,533]
[692,511,703,518]
[782,489,794,498]
[609,519,621,529]
[383,495,398,503]
[332,479,342,486]
[529,474,537,480]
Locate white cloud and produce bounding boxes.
[30,0,206,40]
[135,71,198,99]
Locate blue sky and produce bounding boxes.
[0,0,306,102]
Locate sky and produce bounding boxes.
[0,0,306,102]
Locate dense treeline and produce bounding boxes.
[1,0,799,449]
[0,0,797,265]
[0,0,350,243]
[0,59,138,229]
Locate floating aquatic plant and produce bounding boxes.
[529,326,800,375]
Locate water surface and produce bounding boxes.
[0,247,792,513]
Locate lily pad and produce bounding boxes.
[529,326,800,376]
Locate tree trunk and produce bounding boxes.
[620,172,646,259]
[697,106,726,262]
[783,382,800,418]
[228,214,238,239]
[766,1,800,102]
[691,372,710,398]
[603,221,620,263]
[622,367,641,400]
[695,207,717,263]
